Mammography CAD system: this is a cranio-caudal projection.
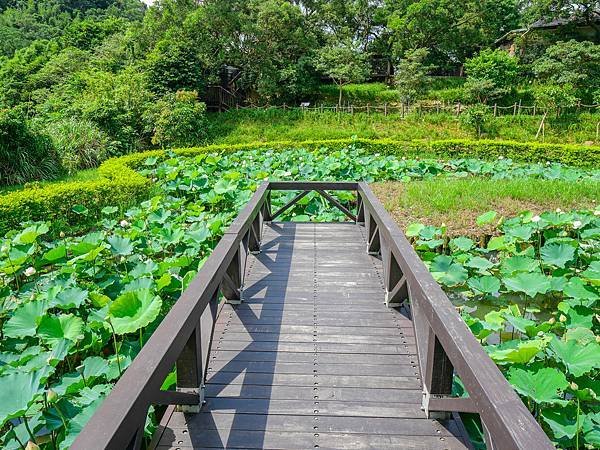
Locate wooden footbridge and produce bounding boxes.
[73,182,553,450]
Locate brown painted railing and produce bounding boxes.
[72,181,552,450]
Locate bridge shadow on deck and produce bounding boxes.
[154,222,471,450]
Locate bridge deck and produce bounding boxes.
[153,222,470,449]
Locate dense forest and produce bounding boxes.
[1,0,599,185]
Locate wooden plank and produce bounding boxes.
[206,361,419,377]
[165,412,458,437]
[205,372,421,389]
[209,351,416,364]
[204,384,423,403]
[157,429,467,449]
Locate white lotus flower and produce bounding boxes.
[120,220,130,228]
[573,220,583,229]
[24,267,36,277]
[531,215,541,223]
[594,210,600,216]
[555,208,561,213]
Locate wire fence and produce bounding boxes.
[226,101,600,118]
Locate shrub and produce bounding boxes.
[147,90,208,148]
[44,118,113,173]
[464,49,519,103]
[395,48,433,104]
[0,108,62,185]
[1,137,598,234]
[532,84,578,112]
[460,105,491,137]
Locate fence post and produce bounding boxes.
[517,99,522,115]
[533,105,536,116]
[456,102,461,116]
[384,103,388,116]
[367,103,371,115]
[513,103,517,115]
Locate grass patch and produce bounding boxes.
[372,178,600,236]
[207,109,600,145]
[0,169,101,195]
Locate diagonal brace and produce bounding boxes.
[270,191,310,220]
[316,190,357,221]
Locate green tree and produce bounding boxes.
[146,35,204,95]
[385,0,520,70]
[464,49,519,103]
[460,104,491,137]
[314,40,370,106]
[395,47,433,104]
[533,40,600,102]
[147,90,209,148]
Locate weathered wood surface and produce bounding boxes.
[153,222,470,449]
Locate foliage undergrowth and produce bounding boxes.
[207,109,600,145]
[1,139,599,234]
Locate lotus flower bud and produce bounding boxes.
[59,231,65,238]
[47,389,58,403]
[25,441,40,450]
[548,317,556,325]
[573,220,582,229]
[24,267,36,277]
[531,215,541,223]
[559,314,567,323]
[120,220,130,228]
[570,382,579,391]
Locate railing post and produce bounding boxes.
[221,247,244,304]
[366,210,380,255]
[175,288,219,413]
[381,243,408,308]
[422,326,454,419]
[248,208,262,253]
[356,192,365,224]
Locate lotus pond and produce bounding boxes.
[0,146,599,449]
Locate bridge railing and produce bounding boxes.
[73,181,552,450]
[357,182,553,450]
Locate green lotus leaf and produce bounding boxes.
[0,368,48,426]
[3,301,47,338]
[541,405,583,440]
[42,245,67,263]
[108,289,163,335]
[467,276,500,294]
[52,287,88,310]
[549,337,600,377]
[564,277,598,301]
[565,327,596,345]
[38,314,84,346]
[540,243,576,268]
[464,256,495,273]
[505,224,533,241]
[581,261,600,286]
[107,235,134,256]
[500,255,538,276]
[488,339,546,364]
[487,235,507,250]
[508,366,569,405]
[504,272,551,298]
[450,237,474,252]
[476,210,497,226]
[405,222,424,237]
[583,412,600,446]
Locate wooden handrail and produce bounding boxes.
[73,181,553,450]
[357,182,553,449]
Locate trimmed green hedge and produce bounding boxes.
[1,138,599,234]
